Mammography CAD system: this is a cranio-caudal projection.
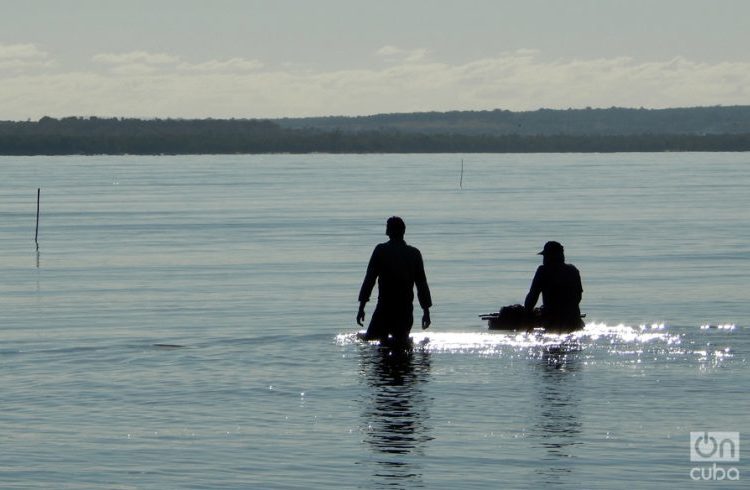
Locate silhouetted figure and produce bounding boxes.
[525,241,584,330]
[357,217,432,344]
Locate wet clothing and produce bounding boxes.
[359,238,432,342]
[524,263,583,328]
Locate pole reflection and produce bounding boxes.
[358,344,433,488]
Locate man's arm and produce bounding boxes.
[573,266,583,304]
[357,246,380,326]
[524,266,544,311]
[421,308,431,329]
[357,301,367,326]
[414,249,432,329]
[414,249,432,310]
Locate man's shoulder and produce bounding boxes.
[384,241,423,260]
[405,243,423,258]
[562,264,581,283]
[380,240,419,249]
[374,241,401,253]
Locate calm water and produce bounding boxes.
[0,153,747,488]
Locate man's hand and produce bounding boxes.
[357,306,366,326]
[422,308,431,330]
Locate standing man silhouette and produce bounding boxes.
[357,217,432,344]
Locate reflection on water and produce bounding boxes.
[530,342,583,486]
[339,322,682,357]
[358,344,433,488]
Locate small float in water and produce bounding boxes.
[480,304,585,332]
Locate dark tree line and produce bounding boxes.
[278,105,750,136]
[1,115,749,155]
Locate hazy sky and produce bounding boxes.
[1,0,749,119]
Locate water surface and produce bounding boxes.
[0,153,747,488]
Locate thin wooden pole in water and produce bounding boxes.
[459,159,464,189]
[35,188,40,247]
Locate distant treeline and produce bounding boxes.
[1,111,750,155]
[278,106,750,136]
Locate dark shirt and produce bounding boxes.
[524,263,583,325]
[358,239,432,310]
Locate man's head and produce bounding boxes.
[538,240,565,265]
[386,216,406,239]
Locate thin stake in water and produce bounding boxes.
[35,188,40,247]
[460,159,464,189]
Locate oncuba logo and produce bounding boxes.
[690,432,740,481]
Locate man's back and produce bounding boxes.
[359,239,431,309]
[525,262,582,325]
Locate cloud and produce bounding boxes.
[1,49,749,119]
[91,51,181,76]
[91,50,263,75]
[0,43,48,60]
[0,43,53,71]
[177,58,263,73]
[92,51,181,65]
[376,45,429,63]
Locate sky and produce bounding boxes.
[1,0,749,120]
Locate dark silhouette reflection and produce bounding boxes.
[529,340,584,486]
[358,344,433,488]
